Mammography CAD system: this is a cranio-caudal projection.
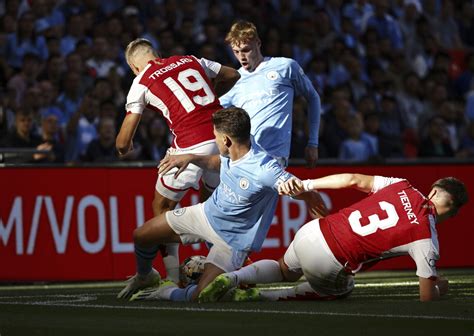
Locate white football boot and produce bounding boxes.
[117,268,161,300]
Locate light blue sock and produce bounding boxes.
[135,245,159,276]
[170,284,198,302]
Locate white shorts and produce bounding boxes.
[284,219,354,296]
[165,203,248,272]
[156,141,220,202]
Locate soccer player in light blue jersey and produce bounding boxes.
[220,20,321,168]
[117,107,296,302]
[220,21,327,220]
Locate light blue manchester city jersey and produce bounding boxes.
[220,57,321,159]
[203,145,294,252]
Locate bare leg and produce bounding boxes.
[152,191,180,282]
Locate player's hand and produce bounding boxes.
[278,178,304,196]
[158,154,194,178]
[33,143,52,160]
[436,276,449,296]
[304,145,318,169]
[118,141,133,157]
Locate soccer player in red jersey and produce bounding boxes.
[199,173,468,302]
[116,38,239,297]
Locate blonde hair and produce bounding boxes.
[225,20,260,46]
[125,38,158,64]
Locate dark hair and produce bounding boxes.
[431,177,469,213]
[212,107,251,143]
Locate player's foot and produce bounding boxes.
[116,268,161,299]
[231,288,262,302]
[198,274,235,303]
[130,280,177,301]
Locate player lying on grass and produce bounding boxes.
[117,107,324,302]
[199,173,468,302]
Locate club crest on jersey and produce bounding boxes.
[239,178,250,190]
[173,208,186,216]
[266,71,279,80]
[426,257,436,267]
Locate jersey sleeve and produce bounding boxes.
[219,90,234,108]
[196,57,222,79]
[125,80,147,115]
[261,159,295,191]
[289,59,321,146]
[408,239,439,279]
[371,176,405,193]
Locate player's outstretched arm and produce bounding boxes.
[116,113,141,156]
[296,173,375,193]
[214,65,240,97]
[158,154,221,178]
[419,276,448,301]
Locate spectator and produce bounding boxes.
[456,120,474,158]
[56,71,84,126]
[86,36,124,79]
[65,51,94,91]
[399,0,422,57]
[431,0,463,50]
[5,11,48,69]
[60,13,90,56]
[321,97,352,158]
[37,80,65,129]
[342,0,373,34]
[458,2,474,49]
[454,53,474,98]
[82,116,118,163]
[339,113,378,161]
[378,94,404,157]
[38,54,64,88]
[306,54,329,97]
[36,110,65,163]
[290,98,310,160]
[314,9,339,54]
[6,53,41,108]
[418,116,454,157]
[1,108,41,148]
[396,72,424,131]
[65,93,99,163]
[438,100,465,152]
[364,0,404,50]
[140,117,169,162]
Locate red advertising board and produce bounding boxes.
[0,165,473,281]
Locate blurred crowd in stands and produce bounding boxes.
[1,0,474,164]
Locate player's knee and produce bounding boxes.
[133,227,146,247]
[133,224,155,248]
[278,258,301,282]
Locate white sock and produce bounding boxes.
[232,260,283,285]
[260,282,325,301]
[162,243,180,283]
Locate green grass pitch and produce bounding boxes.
[0,269,473,336]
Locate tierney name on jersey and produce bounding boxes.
[397,190,420,224]
[148,57,193,80]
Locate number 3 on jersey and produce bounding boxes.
[163,69,215,113]
[348,201,400,236]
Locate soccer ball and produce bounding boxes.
[179,255,206,287]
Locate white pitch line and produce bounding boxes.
[0,279,472,292]
[0,300,472,322]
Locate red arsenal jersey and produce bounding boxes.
[126,56,223,148]
[320,177,439,277]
